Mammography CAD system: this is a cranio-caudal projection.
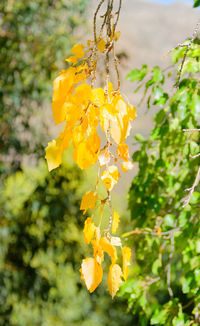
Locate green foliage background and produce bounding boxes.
[0,0,88,176]
[0,1,134,325]
[120,38,200,325]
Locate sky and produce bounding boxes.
[149,0,193,4]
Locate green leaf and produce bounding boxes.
[135,134,146,142]
[146,66,164,87]
[182,59,200,74]
[189,141,199,156]
[152,258,162,275]
[151,308,168,325]
[172,314,185,326]
[126,64,148,82]
[191,95,200,119]
[193,0,200,8]
[163,214,175,228]
[190,191,200,204]
[182,276,192,293]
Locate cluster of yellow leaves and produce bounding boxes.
[80,216,131,298]
[45,42,136,175]
[45,39,136,298]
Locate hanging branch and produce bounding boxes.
[45,0,136,298]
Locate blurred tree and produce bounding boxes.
[0,0,88,177]
[119,37,200,325]
[0,155,134,326]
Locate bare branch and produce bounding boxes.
[183,128,200,132]
[122,227,181,238]
[189,152,200,159]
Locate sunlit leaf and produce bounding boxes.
[80,191,98,214]
[80,258,103,293]
[122,247,131,281]
[112,212,120,234]
[108,263,123,298]
[83,218,96,244]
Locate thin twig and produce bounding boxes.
[183,298,194,311]
[183,129,200,132]
[190,152,200,159]
[94,0,105,43]
[146,276,160,286]
[176,21,200,88]
[166,231,174,298]
[122,227,181,238]
[183,166,200,208]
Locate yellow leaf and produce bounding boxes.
[93,240,104,264]
[104,103,118,116]
[101,165,120,191]
[111,236,122,247]
[117,143,129,161]
[97,38,106,52]
[86,130,101,154]
[98,147,110,167]
[122,247,131,281]
[128,104,137,120]
[99,237,117,264]
[80,258,103,293]
[112,212,120,234]
[45,138,62,172]
[109,96,132,144]
[91,88,105,107]
[65,56,78,65]
[74,83,92,104]
[73,130,100,169]
[45,124,73,172]
[75,63,88,73]
[121,161,134,173]
[108,263,123,299]
[71,44,85,58]
[87,40,92,47]
[73,143,91,170]
[52,69,75,125]
[120,114,131,143]
[80,191,98,215]
[83,218,96,244]
[87,105,99,128]
[72,123,87,147]
[113,31,120,42]
[74,71,87,84]
[110,118,121,144]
